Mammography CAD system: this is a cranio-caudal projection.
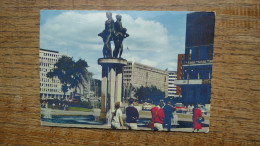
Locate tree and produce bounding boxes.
[69,58,90,97]
[135,85,165,104]
[90,79,101,97]
[47,56,90,99]
[123,83,136,101]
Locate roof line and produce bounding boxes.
[40,48,59,53]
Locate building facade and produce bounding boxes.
[175,12,215,105]
[40,49,73,101]
[168,71,177,98]
[176,54,185,95]
[123,61,169,98]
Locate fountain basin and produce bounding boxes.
[41,115,209,128]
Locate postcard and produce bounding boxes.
[40,10,215,132]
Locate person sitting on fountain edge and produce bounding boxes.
[126,98,139,130]
[151,100,165,131]
[111,101,124,129]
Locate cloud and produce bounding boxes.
[40,11,185,79]
[123,17,169,52]
[140,59,158,67]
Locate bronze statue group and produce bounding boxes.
[98,12,129,59]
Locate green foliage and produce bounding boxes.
[68,107,92,112]
[46,56,90,97]
[123,83,135,101]
[97,102,101,108]
[135,85,165,104]
[82,101,92,107]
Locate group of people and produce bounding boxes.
[187,104,195,112]
[110,99,204,132]
[111,99,139,130]
[151,101,172,131]
[41,101,68,111]
[98,12,129,58]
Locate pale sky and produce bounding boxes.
[40,10,189,79]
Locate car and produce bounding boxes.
[142,102,152,111]
[175,103,188,113]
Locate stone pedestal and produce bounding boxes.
[98,58,127,122]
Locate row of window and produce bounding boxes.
[123,71,132,74]
[42,53,59,58]
[40,83,58,88]
[40,62,52,67]
[41,78,60,83]
[169,82,176,85]
[40,88,60,92]
[124,75,132,78]
[186,47,213,61]
[169,73,177,75]
[40,57,58,62]
[40,73,58,80]
[40,68,49,72]
[184,72,211,80]
[124,67,132,70]
[41,73,48,77]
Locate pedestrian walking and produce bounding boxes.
[193,105,202,132]
[163,101,173,131]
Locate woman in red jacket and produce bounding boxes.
[193,105,202,132]
[151,101,165,131]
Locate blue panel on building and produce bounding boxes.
[176,12,215,105]
[185,12,215,48]
[180,84,211,105]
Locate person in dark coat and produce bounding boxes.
[126,98,139,130]
[163,101,173,131]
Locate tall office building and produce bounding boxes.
[175,12,215,105]
[40,49,73,101]
[168,71,177,98]
[123,61,169,98]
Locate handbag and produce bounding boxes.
[148,121,154,128]
[198,116,204,123]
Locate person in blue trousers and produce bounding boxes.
[163,101,173,131]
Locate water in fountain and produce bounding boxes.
[93,108,101,121]
[106,109,112,126]
[43,103,52,119]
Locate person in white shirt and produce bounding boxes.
[111,102,124,129]
[188,104,191,112]
[191,104,194,112]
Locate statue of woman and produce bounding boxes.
[98,12,114,58]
